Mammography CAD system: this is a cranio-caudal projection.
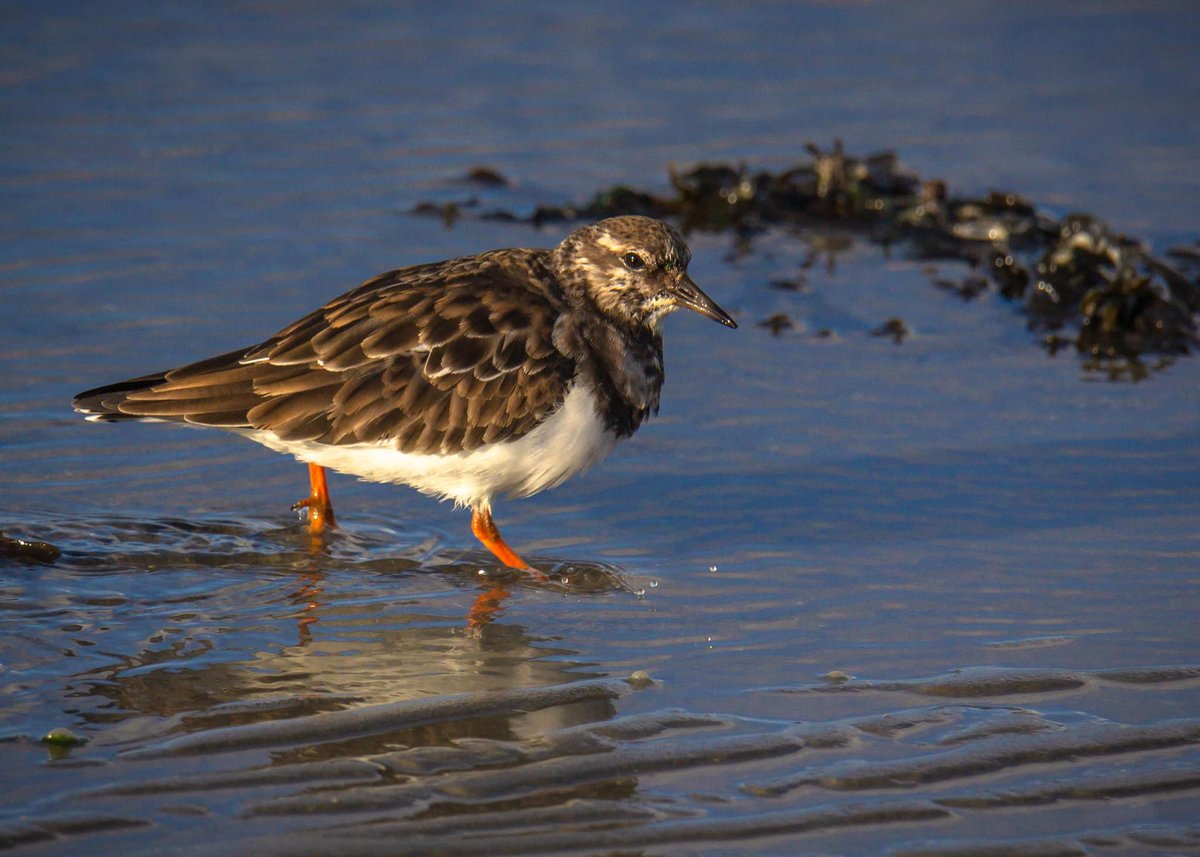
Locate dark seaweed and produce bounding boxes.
[416,142,1200,376]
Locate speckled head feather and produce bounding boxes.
[552,216,736,332]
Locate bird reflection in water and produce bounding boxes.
[467,583,513,631]
[289,566,514,642]
[287,567,326,647]
[293,521,631,642]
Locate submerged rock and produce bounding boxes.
[871,318,911,343]
[0,532,61,563]
[758,313,795,336]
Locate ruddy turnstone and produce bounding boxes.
[73,216,737,569]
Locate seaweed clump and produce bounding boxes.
[0,531,61,563]
[413,142,1200,377]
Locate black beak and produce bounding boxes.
[670,275,737,328]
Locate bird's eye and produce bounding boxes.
[622,252,646,271]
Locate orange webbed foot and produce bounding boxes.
[470,506,548,581]
[470,506,526,569]
[293,463,337,535]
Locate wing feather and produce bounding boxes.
[75,249,575,454]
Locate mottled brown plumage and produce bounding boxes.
[74,216,737,568]
[76,250,577,455]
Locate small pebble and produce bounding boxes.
[628,670,655,688]
[41,727,86,746]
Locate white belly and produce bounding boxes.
[241,382,617,510]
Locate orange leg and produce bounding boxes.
[293,463,337,534]
[470,506,529,569]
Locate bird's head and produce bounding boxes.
[553,216,737,332]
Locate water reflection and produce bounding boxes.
[2,500,1197,856]
[33,515,628,732]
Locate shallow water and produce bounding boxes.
[3,2,1199,855]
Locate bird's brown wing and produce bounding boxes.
[75,250,576,455]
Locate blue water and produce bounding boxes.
[2,3,1199,854]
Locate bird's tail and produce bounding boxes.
[72,347,261,427]
[73,373,169,422]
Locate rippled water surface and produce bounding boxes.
[3,3,1199,854]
